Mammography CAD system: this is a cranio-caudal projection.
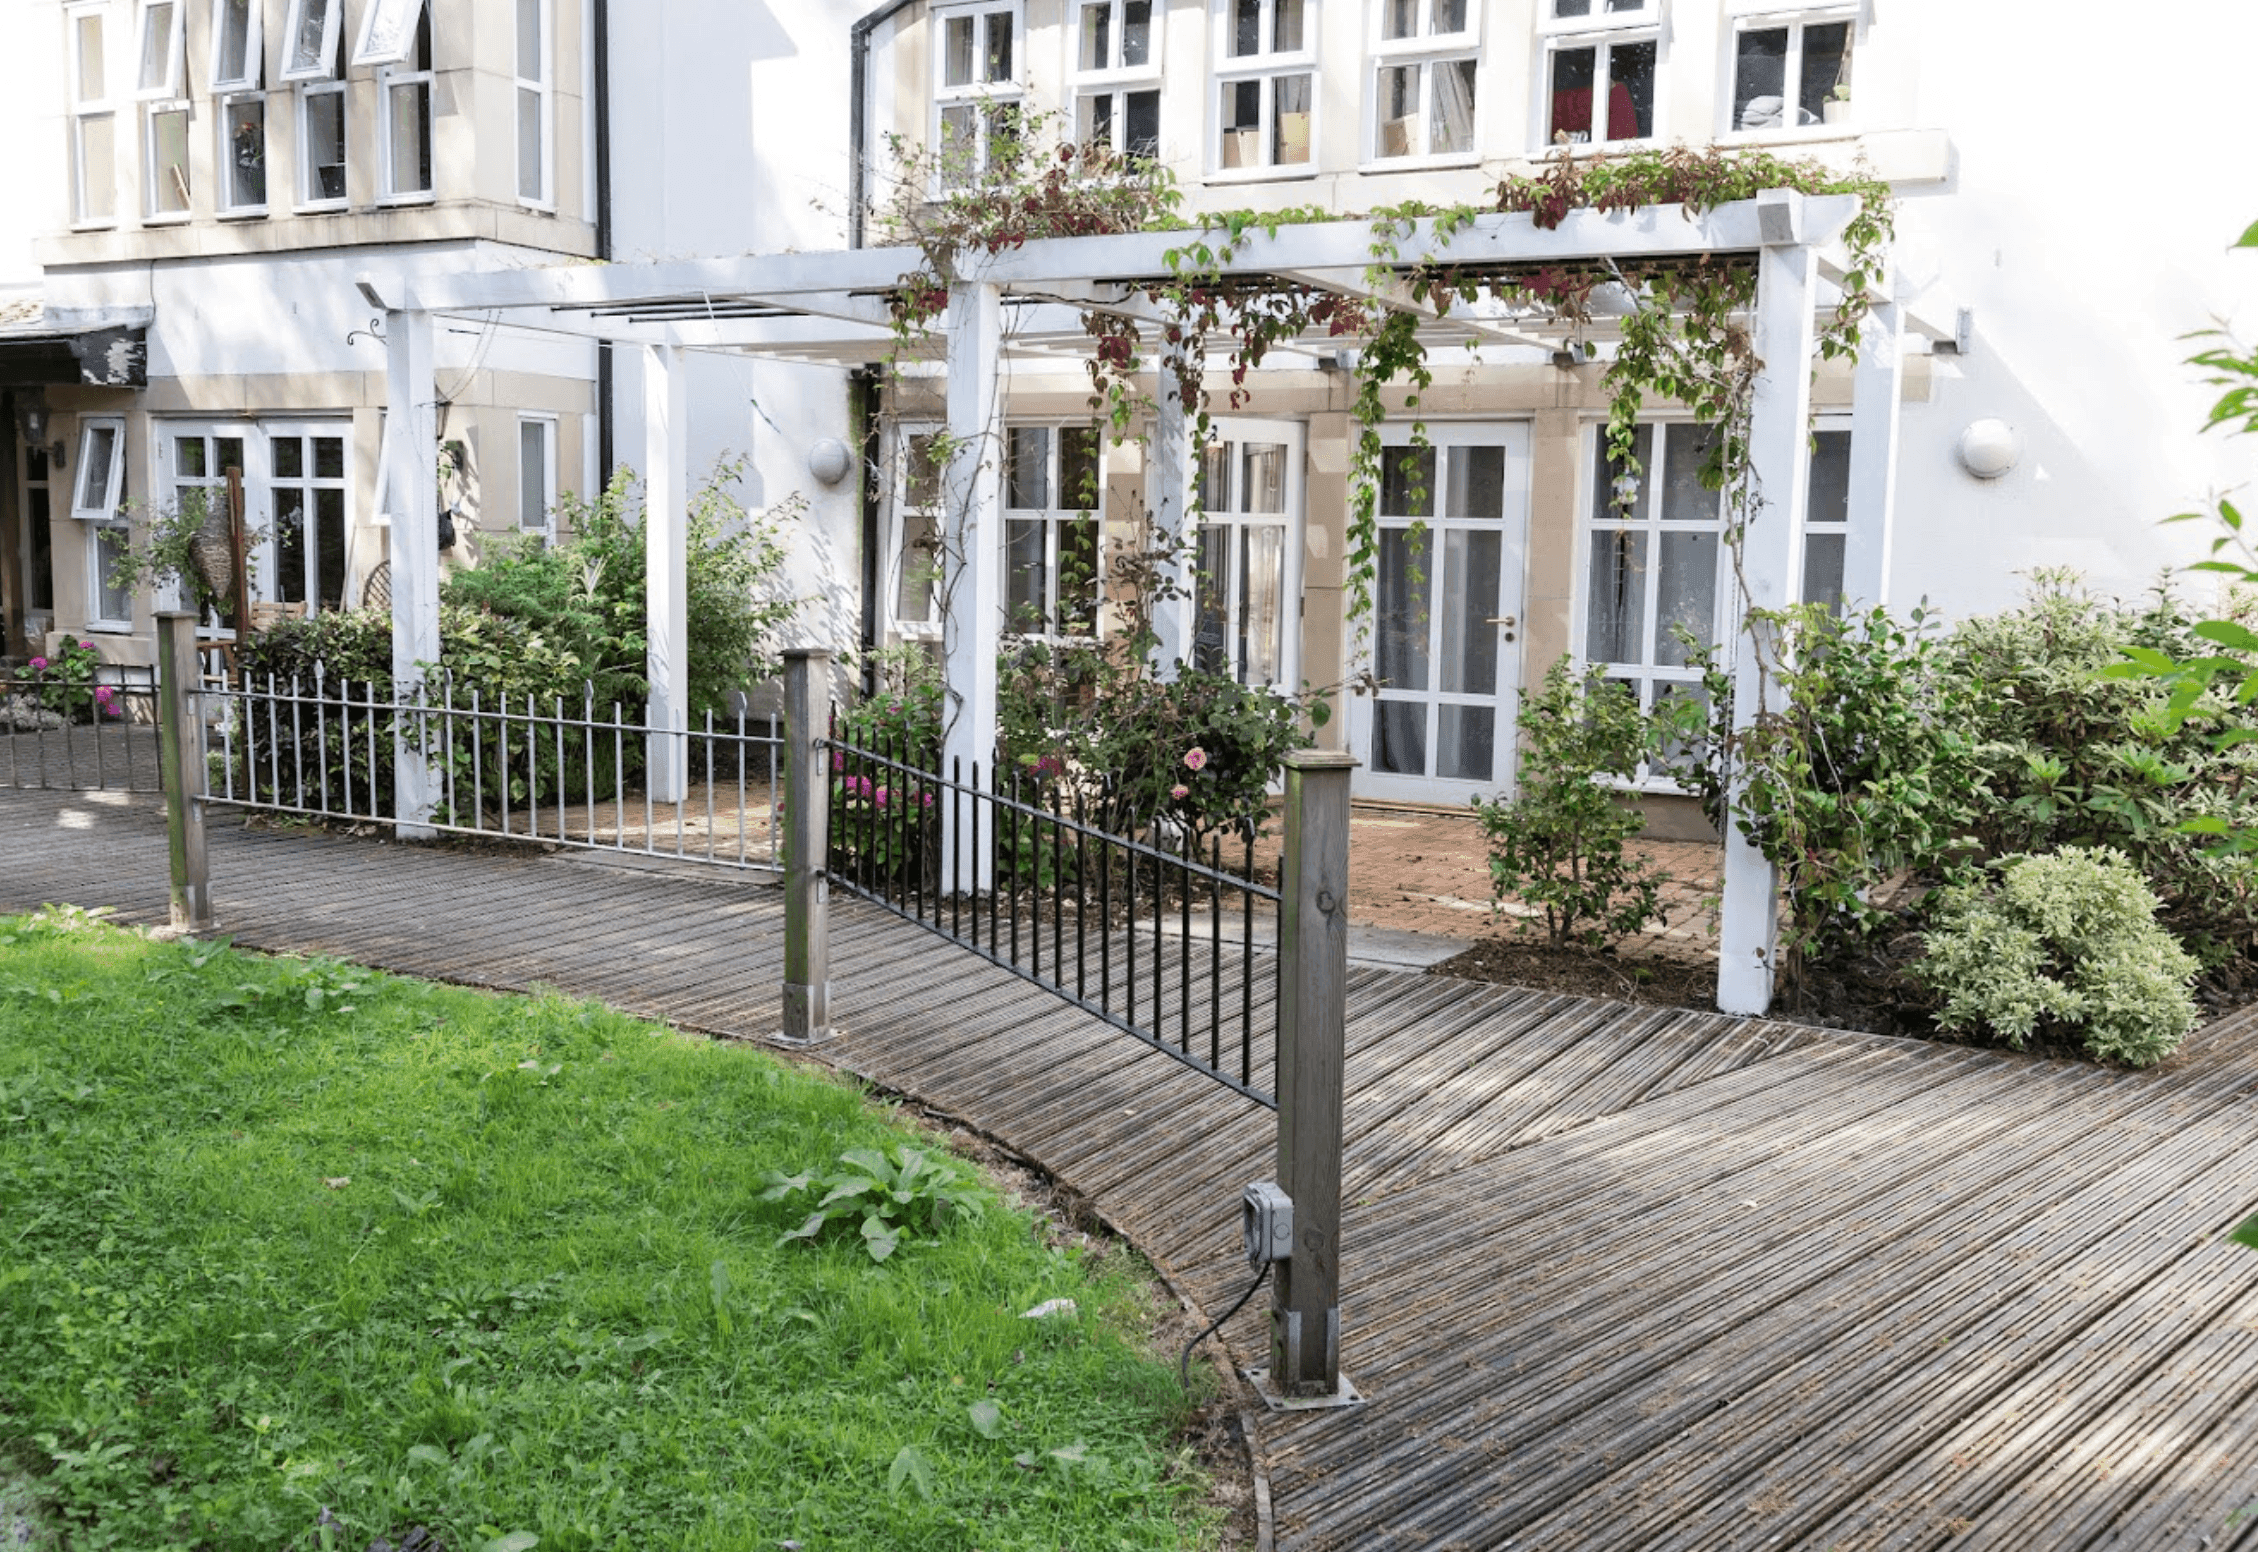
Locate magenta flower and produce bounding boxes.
[94,685,115,700]
[1170,783,1189,800]
[1183,747,1208,772]
[875,785,890,808]
[832,750,846,772]
[28,657,47,671]
[921,792,934,809]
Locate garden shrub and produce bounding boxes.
[828,645,944,887]
[1474,661,1666,949]
[15,636,120,724]
[1918,845,2201,1065]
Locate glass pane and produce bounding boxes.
[77,14,105,102]
[216,436,244,474]
[1242,443,1285,513]
[1445,446,1505,518]
[1121,0,1151,66]
[79,115,117,221]
[1274,0,1304,52]
[225,98,266,206]
[1273,74,1311,164]
[1654,530,1718,667]
[1123,90,1159,158]
[1079,1,1110,70]
[77,427,117,512]
[217,0,253,81]
[1808,429,1852,527]
[1058,426,1099,510]
[175,435,207,479]
[517,0,542,71]
[151,108,191,213]
[896,511,940,622]
[1440,529,1500,695]
[1592,427,1650,518]
[904,434,942,507]
[1377,65,1418,158]
[1380,445,1434,519]
[1801,22,1852,125]
[97,527,135,621]
[388,79,431,194]
[314,437,343,478]
[307,91,346,201]
[1652,681,1705,774]
[315,487,346,609]
[291,0,332,75]
[517,87,543,198]
[1437,705,1494,783]
[358,0,421,67]
[1802,532,1846,614]
[1231,0,1260,55]
[1381,0,1417,40]
[520,421,548,529]
[1374,700,1426,775]
[140,3,177,94]
[1220,80,1260,168]
[1005,519,1046,630]
[275,489,308,604]
[939,104,978,184]
[1734,27,1789,130]
[943,14,975,86]
[1006,427,1049,509]
[1660,423,1719,524]
[272,435,303,478]
[983,11,1013,81]
[1240,524,1284,686]
[1194,528,1229,674]
[1376,528,1431,692]
[1584,528,1646,664]
[1552,0,1592,15]
[1433,0,1468,32]
[1549,46,1595,144]
[1060,518,1099,634]
[1432,58,1476,154]
[1605,39,1654,141]
[1200,441,1231,511]
[1083,94,1117,154]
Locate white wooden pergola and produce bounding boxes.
[359,187,1921,1015]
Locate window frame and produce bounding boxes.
[931,0,1026,190]
[1534,0,1659,36]
[72,418,127,523]
[514,0,554,208]
[1538,12,1661,152]
[1366,0,1481,167]
[1066,0,1163,158]
[517,414,558,539]
[1192,420,1303,691]
[143,99,194,221]
[1721,5,1859,138]
[209,0,265,92]
[296,78,348,208]
[352,0,427,68]
[67,2,119,227]
[376,8,435,203]
[1211,0,1319,179]
[134,0,186,100]
[887,424,946,645]
[279,0,343,84]
[217,91,268,214]
[260,421,352,613]
[1002,422,1104,642]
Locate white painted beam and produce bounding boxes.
[941,282,1004,895]
[642,343,690,805]
[1844,284,1904,611]
[408,247,926,313]
[384,305,440,838]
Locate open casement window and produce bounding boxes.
[1004,426,1101,639]
[135,0,190,218]
[353,0,428,67]
[515,0,552,205]
[281,0,343,82]
[1728,6,1855,132]
[210,0,264,90]
[932,1,1023,190]
[1541,1,1657,148]
[378,7,434,200]
[298,81,347,204]
[72,419,126,522]
[889,427,944,642]
[1214,0,1316,173]
[518,415,557,537]
[68,4,118,224]
[135,0,185,98]
[1369,0,1477,161]
[1069,0,1161,159]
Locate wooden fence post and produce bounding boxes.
[155,611,213,932]
[782,648,832,1044]
[1273,748,1356,1399]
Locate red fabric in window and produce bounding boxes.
[1550,81,1641,141]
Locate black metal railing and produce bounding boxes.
[0,662,164,793]
[201,667,784,869]
[825,721,1281,1108]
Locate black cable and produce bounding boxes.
[1180,1261,1270,1392]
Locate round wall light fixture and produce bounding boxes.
[1958,418,2020,480]
[807,437,853,486]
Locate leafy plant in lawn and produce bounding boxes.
[761,1144,984,1263]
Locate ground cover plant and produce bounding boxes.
[0,909,1209,1551]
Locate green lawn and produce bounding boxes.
[0,907,1211,1551]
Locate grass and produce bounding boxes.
[0,907,1212,1551]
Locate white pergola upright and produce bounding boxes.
[360,186,1913,1016]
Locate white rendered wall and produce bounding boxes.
[0,3,61,295]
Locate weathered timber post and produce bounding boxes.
[1273,748,1356,1398]
[781,648,832,1044]
[155,611,213,932]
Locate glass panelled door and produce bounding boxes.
[1194,419,1305,690]
[162,422,348,629]
[1352,423,1531,803]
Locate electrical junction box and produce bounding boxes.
[1242,1181,1294,1269]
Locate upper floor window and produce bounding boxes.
[1370,0,1477,163]
[1215,0,1315,174]
[281,0,344,82]
[1070,0,1160,158]
[211,0,263,90]
[933,1,1022,189]
[377,9,434,200]
[136,1,191,219]
[1728,6,1854,132]
[515,0,553,205]
[66,4,118,225]
[352,0,426,66]
[212,0,267,213]
[283,0,347,207]
[1540,0,1656,148]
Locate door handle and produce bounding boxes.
[1489,615,1516,642]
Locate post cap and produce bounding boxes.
[781,646,834,661]
[154,610,198,621]
[1282,750,1359,772]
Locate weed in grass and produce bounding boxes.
[0,916,1211,1551]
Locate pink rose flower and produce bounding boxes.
[28,657,46,671]
[1170,783,1189,800]
[1183,747,1208,772]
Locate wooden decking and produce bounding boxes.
[7,787,2258,1550]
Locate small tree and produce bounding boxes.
[1475,661,1667,950]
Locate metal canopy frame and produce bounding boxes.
[363,188,1918,1016]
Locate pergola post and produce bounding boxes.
[1843,279,1904,611]
[1148,348,1197,676]
[384,302,441,838]
[940,280,1003,895]
[643,342,690,804]
[1717,190,1817,1018]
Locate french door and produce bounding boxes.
[1194,419,1305,691]
[162,421,349,628]
[1351,423,1531,803]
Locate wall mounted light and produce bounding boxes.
[807,437,853,486]
[13,394,66,470]
[1958,418,2020,480]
